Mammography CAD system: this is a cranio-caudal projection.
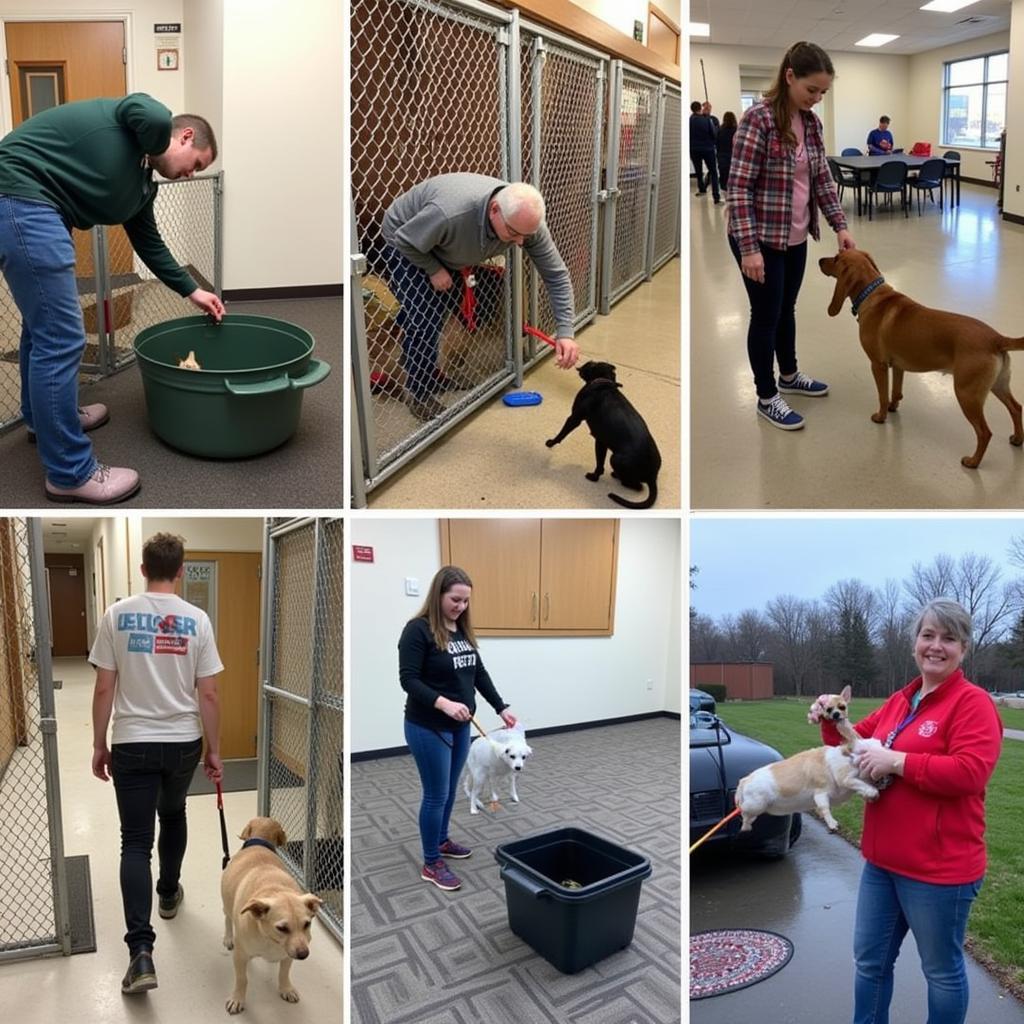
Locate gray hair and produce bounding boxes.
[496,182,545,225]
[910,598,971,648]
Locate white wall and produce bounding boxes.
[350,518,681,753]
[141,516,263,551]
[220,0,342,290]
[183,0,223,149]
[1002,5,1023,217]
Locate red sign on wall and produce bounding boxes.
[352,545,374,563]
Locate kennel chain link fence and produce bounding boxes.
[350,0,679,501]
[259,518,342,944]
[648,83,682,275]
[0,519,71,961]
[0,173,222,432]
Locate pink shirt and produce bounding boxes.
[788,111,811,246]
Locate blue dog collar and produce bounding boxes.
[241,837,277,853]
[851,276,885,317]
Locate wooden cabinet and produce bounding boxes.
[440,519,618,636]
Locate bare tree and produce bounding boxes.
[875,578,914,695]
[765,594,813,696]
[722,609,771,662]
[690,612,725,662]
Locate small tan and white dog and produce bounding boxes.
[221,817,323,1015]
[735,687,884,833]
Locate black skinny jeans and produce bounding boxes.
[728,235,808,400]
[691,150,720,199]
[111,738,202,953]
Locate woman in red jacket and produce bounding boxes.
[810,598,1002,1024]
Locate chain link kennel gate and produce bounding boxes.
[258,518,343,944]
[648,82,681,275]
[0,519,72,961]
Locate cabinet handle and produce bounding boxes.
[544,593,550,622]
[531,592,537,622]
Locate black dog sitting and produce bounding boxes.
[545,361,661,509]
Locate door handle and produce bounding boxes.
[531,592,537,623]
[543,593,550,622]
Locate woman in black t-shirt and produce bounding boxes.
[398,565,517,891]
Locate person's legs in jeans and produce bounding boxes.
[853,861,910,1024]
[404,720,459,863]
[702,153,721,202]
[386,247,454,400]
[154,739,202,901]
[691,153,705,193]
[0,196,96,488]
[896,872,982,1024]
[728,237,807,400]
[437,724,470,846]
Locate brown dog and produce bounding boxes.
[819,248,1024,467]
[221,817,322,1015]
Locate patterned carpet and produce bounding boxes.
[350,719,681,1024]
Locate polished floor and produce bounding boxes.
[690,182,1024,508]
[365,260,680,509]
[0,657,342,1023]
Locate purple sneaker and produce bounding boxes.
[421,859,461,891]
[438,839,472,859]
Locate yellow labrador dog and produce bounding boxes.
[221,817,322,1015]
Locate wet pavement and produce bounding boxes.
[690,815,1024,1023]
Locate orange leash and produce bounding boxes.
[689,807,741,854]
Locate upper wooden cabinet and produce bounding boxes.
[440,519,619,636]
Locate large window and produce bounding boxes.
[943,51,1007,149]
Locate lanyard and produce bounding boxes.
[884,695,924,749]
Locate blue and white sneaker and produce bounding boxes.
[757,394,804,431]
[778,371,829,396]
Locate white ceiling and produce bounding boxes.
[42,517,98,554]
[689,0,1011,55]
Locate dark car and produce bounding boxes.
[689,691,801,857]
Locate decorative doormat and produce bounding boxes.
[690,928,794,999]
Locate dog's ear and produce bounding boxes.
[239,822,254,840]
[840,684,852,702]
[863,250,881,277]
[240,898,271,918]
[303,894,323,915]
[827,263,849,317]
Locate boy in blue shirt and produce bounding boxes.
[867,116,894,155]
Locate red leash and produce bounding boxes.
[522,323,557,348]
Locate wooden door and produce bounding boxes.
[179,551,262,760]
[444,520,541,629]
[4,21,131,277]
[44,553,88,656]
[540,519,618,631]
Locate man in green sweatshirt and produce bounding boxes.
[0,93,224,504]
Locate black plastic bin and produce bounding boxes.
[494,827,652,973]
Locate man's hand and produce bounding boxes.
[554,337,579,369]
[189,288,225,321]
[92,744,112,782]
[203,751,224,784]
[429,268,453,291]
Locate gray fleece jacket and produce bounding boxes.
[382,173,575,338]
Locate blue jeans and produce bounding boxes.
[0,195,97,487]
[691,150,720,200]
[111,739,202,953]
[404,719,470,863]
[853,861,983,1024]
[386,247,458,399]
[728,235,808,400]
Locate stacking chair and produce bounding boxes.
[942,150,960,206]
[865,160,908,220]
[841,147,863,156]
[828,157,861,209]
[908,158,946,215]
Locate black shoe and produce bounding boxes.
[158,884,184,919]
[406,394,446,422]
[121,949,158,994]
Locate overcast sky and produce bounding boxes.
[690,517,1024,620]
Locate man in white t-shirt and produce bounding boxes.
[89,532,224,996]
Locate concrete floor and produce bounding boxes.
[690,183,1024,508]
[364,260,680,509]
[0,657,342,1023]
[690,815,1024,1022]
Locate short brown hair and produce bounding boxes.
[143,533,185,581]
[171,113,218,162]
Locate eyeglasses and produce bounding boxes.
[497,209,529,243]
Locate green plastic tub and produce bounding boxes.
[132,314,330,458]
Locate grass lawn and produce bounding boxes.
[714,698,1024,987]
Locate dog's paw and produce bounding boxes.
[510,795,519,803]
[226,997,245,1014]
[223,937,234,951]
[827,822,840,833]
[279,988,300,1004]
[469,805,479,815]
[584,471,601,482]
[545,439,557,448]
[961,454,981,469]
[1011,433,1024,447]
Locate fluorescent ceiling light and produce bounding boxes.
[920,1,983,12]
[690,22,710,37]
[856,33,900,47]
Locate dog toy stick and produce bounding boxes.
[523,323,583,361]
[689,807,740,854]
[216,780,231,870]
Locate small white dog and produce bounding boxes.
[463,724,533,814]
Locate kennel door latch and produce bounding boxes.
[350,252,367,277]
[40,716,57,735]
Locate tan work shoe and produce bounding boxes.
[406,394,446,422]
[45,464,140,505]
[27,403,110,443]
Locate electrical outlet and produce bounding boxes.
[646,678,654,690]
[405,577,419,596]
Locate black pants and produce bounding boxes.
[691,151,720,200]
[717,154,732,190]
[111,738,202,953]
[728,235,808,400]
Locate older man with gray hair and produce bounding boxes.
[382,173,580,422]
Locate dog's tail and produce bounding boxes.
[608,478,657,510]
[999,336,1024,352]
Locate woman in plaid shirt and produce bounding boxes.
[727,41,856,431]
